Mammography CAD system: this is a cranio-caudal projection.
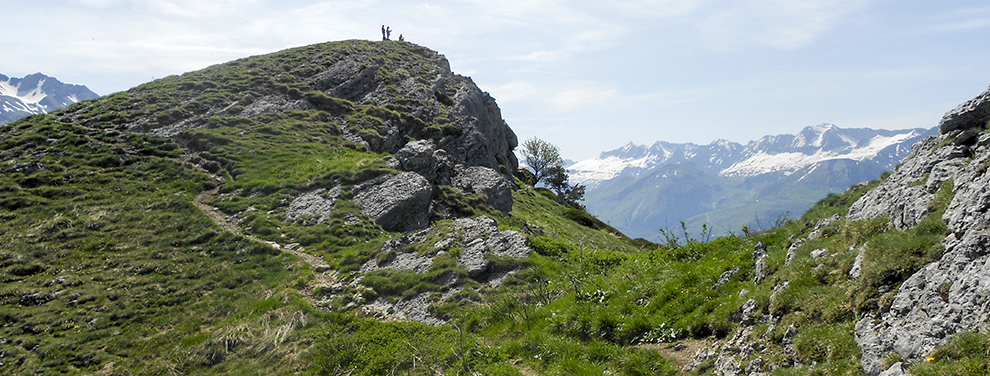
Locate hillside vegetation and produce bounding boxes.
[1,40,986,375]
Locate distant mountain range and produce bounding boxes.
[570,124,936,240]
[0,73,99,124]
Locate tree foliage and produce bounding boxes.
[520,137,585,208]
[520,137,563,186]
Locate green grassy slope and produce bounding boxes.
[2,39,985,375]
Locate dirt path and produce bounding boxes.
[193,188,338,292]
[638,339,710,374]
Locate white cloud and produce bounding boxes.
[490,80,620,112]
[548,84,618,111]
[690,0,872,50]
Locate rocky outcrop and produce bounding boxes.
[451,216,530,276]
[353,172,432,232]
[452,166,513,214]
[353,215,531,325]
[847,135,948,229]
[439,83,518,173]
[392,139,514,216]
[938,84,990,134]
[849,87,990,375]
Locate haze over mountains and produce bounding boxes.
[570,124,936,239]
[0,73,99,124]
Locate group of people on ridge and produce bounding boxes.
[381,25,403,41]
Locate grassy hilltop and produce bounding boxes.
[1,40,987,375]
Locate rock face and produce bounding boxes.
[353,172,432,232]
[848,86,990,375]
[395,140,454,183]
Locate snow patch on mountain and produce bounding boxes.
[720,129,923,177]
[0,73,99,124]
[570,124,933,187]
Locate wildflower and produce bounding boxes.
[927,357,935,362]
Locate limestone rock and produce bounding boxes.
[439,82,519,174]
[458,238,490,277]
[754,254,768,284]
[954,130,979,146]
[785,239,804,266]
[877,362,908,376]
[285,186,341,224]
[395,139,455,183]
[451,216,531,277]
[849,246,865,281]
[753,241,767,259]
[938,84,990,134]
[852,87,990,375]
[239,94,314,118]
[808,213,841,239]
[856,230,990,375]
[712,267,740,290]
[452,165,513,214]
[354,172,432,232]
[847,134,947,229]
[810,248,828,260]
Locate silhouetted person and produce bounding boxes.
[386,27,391,40]
[399,34,404,41]
[381,25,386,40]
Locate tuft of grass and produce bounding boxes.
[909,331,990,376]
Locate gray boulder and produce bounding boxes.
[394,139,456,184]
[458,238,490,277]
[938,84,990,134]
[354,172,433,232]
[452,165,513,214]
[452,216,531,277]
[396,140,438,172]
[808,213,841,239]
[285,186,341,224]
[712,267,740,290]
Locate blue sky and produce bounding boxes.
[5,0,990,160]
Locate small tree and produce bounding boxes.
[545,165,586,209]
[520,137,563,186]
[520,137,585,207]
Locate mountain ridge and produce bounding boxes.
[0,72,99,124]
[572,123,934,187]
[572,124,935,239]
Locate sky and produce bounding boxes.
[4,0,990,160]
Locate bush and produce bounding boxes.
[528,236,576,257]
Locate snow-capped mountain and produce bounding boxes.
[573,124,936,240]
[572,124,929,187]
[1,73,99,124]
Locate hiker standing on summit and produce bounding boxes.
[386,26,391,40]
[381,25,386,40]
